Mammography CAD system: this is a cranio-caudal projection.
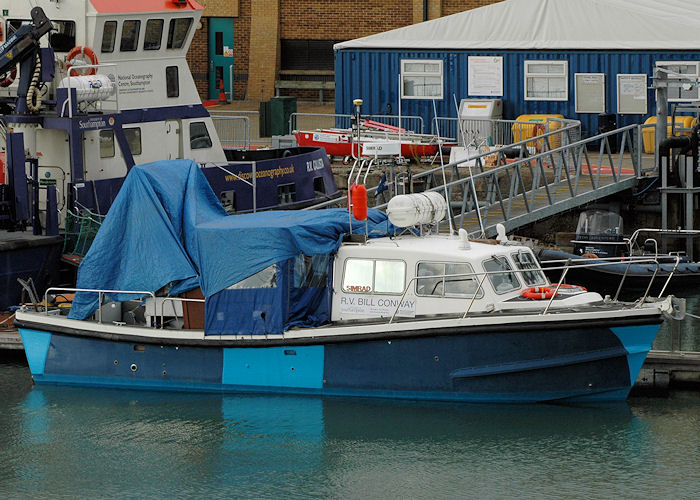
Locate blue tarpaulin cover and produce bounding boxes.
[69,160,391,331]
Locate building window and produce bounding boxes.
[144,19,164,50]
[166,65,179,97]
[120,20,141,52]
[524,60,568,101]
[99,130,115,158]
[280,40,337,71]
[277,183,296,205]
[416,262,480,298]
[167,18,193,49]
[189,122,212,149]
[101,21,117,53]
[342,259,406,294]
[401,59,443,99]
[124,128,142,155]
[655,61,700,101]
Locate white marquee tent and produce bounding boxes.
[335,0,700,51]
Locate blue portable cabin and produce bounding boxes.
[334,0,700,140]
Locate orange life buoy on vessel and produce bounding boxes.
[521,286,555,300]
[0,66,17,87]
[550,283,587,295]
[66,46,98,76]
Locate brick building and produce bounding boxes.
[188,1,504,102]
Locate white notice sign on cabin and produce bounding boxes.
[339,295,416,318]
[468,56,503,96]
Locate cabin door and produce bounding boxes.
[208,18,234,100]
[165,120,182,160]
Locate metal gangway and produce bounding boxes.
[308,119,651,238]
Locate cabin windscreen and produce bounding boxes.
[204,254,332,335]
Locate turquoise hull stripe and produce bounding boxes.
[19,329,52,376]
[611,324,659,382]
[222,345,324,389]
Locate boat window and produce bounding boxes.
[227,265,277,289]
[101,21,117,53]
[416,262,481,298]
[342,259,405,294]
[483,256,520,294]
[120,20,141,52]
[99,130,115,158]
[278,183,296,205]
[313,177,326,195]
[144,19,164,50]
[166,65,179,97]
[524,60,568,101]
[400,59,443,99]
[167,18,193,49]
[189,122,212,149]
[294,254,330,288]
[219,191,236,214]
[124,128,142,155]
[375,260,405,294]
[49,21,76,52]
[9,19,75,52]
[512,251,547,286]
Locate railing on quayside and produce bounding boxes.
[287,113,425,136]
[210,111,251,149]
[386,255,677,324]
[306,121,648,238]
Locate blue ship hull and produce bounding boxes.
[18,319,660,403]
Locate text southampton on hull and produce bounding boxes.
[14,160,681,403]
[0,1,338,308]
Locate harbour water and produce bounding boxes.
[1,352,699,499]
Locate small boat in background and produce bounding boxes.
[294,119,456,159]
[537,209,700,296]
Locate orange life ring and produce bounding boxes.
[66,46,98,76]
[0,66,17,87]
[521,286,555,300]
[550,283,587,295]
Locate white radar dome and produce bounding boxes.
[386,192,447,227]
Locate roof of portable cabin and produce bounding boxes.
[89,0,203,14]
[334,0,700,51]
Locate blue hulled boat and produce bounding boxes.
[15,161,672,403]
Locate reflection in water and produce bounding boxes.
[1,359,699,499]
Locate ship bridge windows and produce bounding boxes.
[7,19,75,52]
[343,259,406,295]
[167,18,193,50]
[416,262,481,298]
[101,21,117,53]
[120,20,141,52]
[190,122,212,149]
[144,19,164,50]
[483,256,520,294]
[124,128,142,155]
[166,66,179,97]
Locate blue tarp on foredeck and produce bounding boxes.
[68,160,390,328]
